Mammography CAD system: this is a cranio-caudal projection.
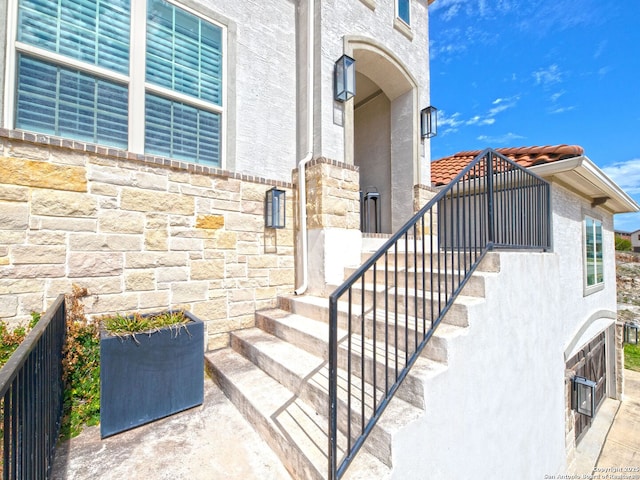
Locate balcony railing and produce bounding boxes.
[328,149,551,479]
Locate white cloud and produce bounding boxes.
[602,158,640,196]
[488,95,519,116]
[477,132,525,145]
[550,91,565,102]
[549,105,575,114]
[466,115,495,126]
[533,64,563,86]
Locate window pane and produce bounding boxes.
[397,0,410,25]
[18,0,131,74]
[595,221,603,283]
[16,55,128,148]
[145,93,220,166]
[146,0,222,105]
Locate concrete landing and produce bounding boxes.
[50,374,292,480]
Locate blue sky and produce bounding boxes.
[428,0,640,232]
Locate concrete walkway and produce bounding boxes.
[51,375,292,480]
[596,368,640,469]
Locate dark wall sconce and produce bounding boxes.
[265,188,286,229]
[625,322,640,344]
[572,376,596,417]
[334,54,356,102]
[420,106,437,139]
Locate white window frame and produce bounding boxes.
[395,0,411,26]
[3,0,226,168]
[583,214,605,296]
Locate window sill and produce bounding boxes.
[584,282,605,297]
[393,17,413,40]
[359,0,375,10]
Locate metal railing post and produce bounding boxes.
[486,151,495,245]
[328,297,338,480]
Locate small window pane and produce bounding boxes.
[16,55,128,148]
[18,0,131,74]
[397,0,410,25]
[145,93,220,166]
[146,0,223,105]
[585,217,603,288]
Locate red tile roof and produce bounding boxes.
[431,145,584,186]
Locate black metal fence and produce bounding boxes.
[0,294,66,480]
[328,149,551,479]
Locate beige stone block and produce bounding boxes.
[0,231,26,244]
[156,267,189,283]
[32,190,97,217]
[0,157,87,192]
[85,293,139,316]
[90,182,119,197]
[0,295,18,317]
[7,143,49,161]
[99,211,145,234]
[0,202,29,230]
[0,264,65,279]
[237,277,269,289]
[207,314,254,334]
[0,185,28,202]
[146,214,168,230]
[255,287,277,300]
[137,290,171,310]
[126,251,187,269]
[121,188,194,215]
[18,292,45,316]
[206,332,229,351]
[208,231,237,250]
[48,277,122,296]
[171,281,208,303]
[191,260,225,280]
[269,269,294,286]
[225,263,247,279]
[241,183,268,202]
[68,252,123,277]
[192,298,228,320]
[236,242,259,256]
[11,245,66,264]
[212,177,241,193]
[226,212,262,233]
[196,215,225,230]
[170,237,203,251]
[35,216,97,232]
[0,279,45,294]
[189,173,212,187]
[125,271,155,291]
[145,229,168,251]
[248,256,278,269]
[69,233,142,251]
[27,231,65,245]
[229,289,254,302]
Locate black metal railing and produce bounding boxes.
[328,149,551,479]
[0,294,66,480]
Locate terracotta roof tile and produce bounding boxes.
[431,144,584,185]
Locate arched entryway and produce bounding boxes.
[345,37,419,234]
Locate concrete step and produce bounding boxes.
[230,327,423,467]
[343,265,490,297]
[255,308,449,409]
[206,348,391,480]
[359,250,500,273]
[280,291,482,329]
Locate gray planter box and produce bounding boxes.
[100,311,204,438]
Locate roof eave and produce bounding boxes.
[528,156,640,214]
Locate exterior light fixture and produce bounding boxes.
[334,54,356,102]
[625,322,640,345]
[420,106,437,139]
[572,376,596,417]
[265,187,286,229]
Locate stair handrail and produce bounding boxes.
[328,148,551,479]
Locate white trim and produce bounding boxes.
[564,310,616,361]
[3,0,19,128]
[395,0,411,26]
[129,0,147,154]
[583,213,604,296]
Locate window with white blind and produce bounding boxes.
[11,0,224,166]
[584,216,604,294]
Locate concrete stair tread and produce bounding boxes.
[206,347,391,479]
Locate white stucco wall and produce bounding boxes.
[389,182,618,478]
[316,0,431,172]
[392,252,567,479]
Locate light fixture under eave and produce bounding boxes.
[572,375,596,417]
[421,106,437,139]
[334,54,356,102]
[265,187,286,229]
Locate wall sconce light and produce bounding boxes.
[625,322,640,344]
[334,54,356,102]
[420,106,438,139]
[572,376,596,417]
[265,187,286,229]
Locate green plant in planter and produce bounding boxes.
[102,311,190,338]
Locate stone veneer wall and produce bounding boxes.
[303,158,360,230]
[0,130,294,350]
